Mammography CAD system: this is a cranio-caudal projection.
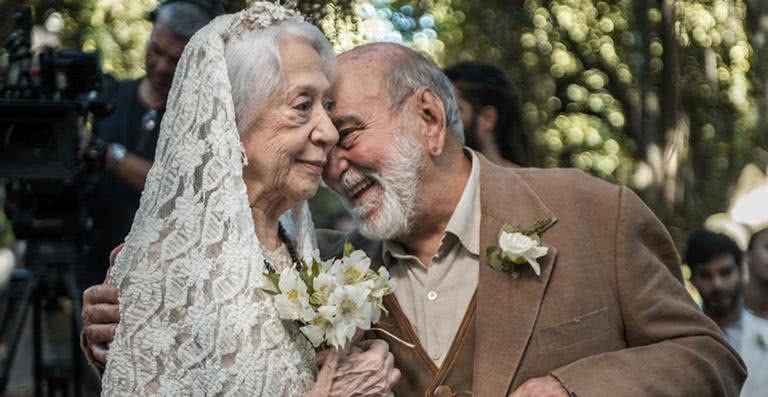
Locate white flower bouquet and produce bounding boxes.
[261,242,396,350]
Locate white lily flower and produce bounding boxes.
[370,266,395,299]
[300,305,338,348]
[260,243,396,350]
[331,284,373,333]
[273,267,312,321]
[332,250,372,285]
[310,271,336,307]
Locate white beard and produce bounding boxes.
[338,132,423,240]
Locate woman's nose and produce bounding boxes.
[311,109,339,148]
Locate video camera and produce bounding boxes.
[0,5,109,239]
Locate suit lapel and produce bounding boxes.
[473,157,559,396]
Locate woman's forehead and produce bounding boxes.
[279,38,331,89]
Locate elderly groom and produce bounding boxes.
[83,43,745,396]
[316,43,745,396]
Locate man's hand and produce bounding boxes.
[82,284,120,369]
[511,375,570,397]
[316,339,400,397]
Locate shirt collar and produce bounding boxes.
[382,149,482,266]
[445,149,481,256]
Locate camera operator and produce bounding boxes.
[83,0,222,289]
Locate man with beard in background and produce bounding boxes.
[687,229,768,396]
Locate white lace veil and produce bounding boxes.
[102,3,319,395]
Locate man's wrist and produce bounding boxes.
[106,143,127,170]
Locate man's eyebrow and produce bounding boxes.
[331,113,364,128]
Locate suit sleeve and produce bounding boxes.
[549,187,746,396]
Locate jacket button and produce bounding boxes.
[433,385,454,397]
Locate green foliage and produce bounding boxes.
[11,0,762,239]
[0,208,13,249]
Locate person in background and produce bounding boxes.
[745,225,768,320]
[686,229,768,396]
[82,0,222,289]
[444,61,532,167]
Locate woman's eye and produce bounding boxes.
[322,98,335,112]
[294,100,312,112]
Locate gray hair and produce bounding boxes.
[224,20,336,132]
[155,2,215,39]
[385,51,464,144]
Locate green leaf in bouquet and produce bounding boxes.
[299,266,315,295]
[309,291,325,306]
[262,272,281,295]
[312,259,320,278]
[343,240,354,257]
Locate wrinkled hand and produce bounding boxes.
[306,350,340,397]
[511,375,569,397]
[81,284,120,369]
[315,339,400,397]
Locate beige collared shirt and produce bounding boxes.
[383,150,481,367]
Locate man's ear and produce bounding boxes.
[413,87,447,156]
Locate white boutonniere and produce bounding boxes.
[487,218,557,278]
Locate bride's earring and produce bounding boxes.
[241,143,249,166]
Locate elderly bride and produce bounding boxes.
[88,3,397,396]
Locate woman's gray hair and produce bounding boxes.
[224,20,336,133]
[385,51,464,144]
[155,2,215,39]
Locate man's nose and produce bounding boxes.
[712,275,726,289]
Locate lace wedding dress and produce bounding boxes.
[101,3,319,395]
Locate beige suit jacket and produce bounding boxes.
[318,155,746,396]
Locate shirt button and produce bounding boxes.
[427,290,438,301]
[433,385,453,397]
[430,349,442,361]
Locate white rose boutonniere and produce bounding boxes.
[487,218,557,278]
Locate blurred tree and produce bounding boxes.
[3,0,764,240]
[416,0,760,244]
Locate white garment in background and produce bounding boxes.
[724,309,768,397]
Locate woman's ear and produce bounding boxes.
[414,87,447,156]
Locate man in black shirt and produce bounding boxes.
[83,1,222,288]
